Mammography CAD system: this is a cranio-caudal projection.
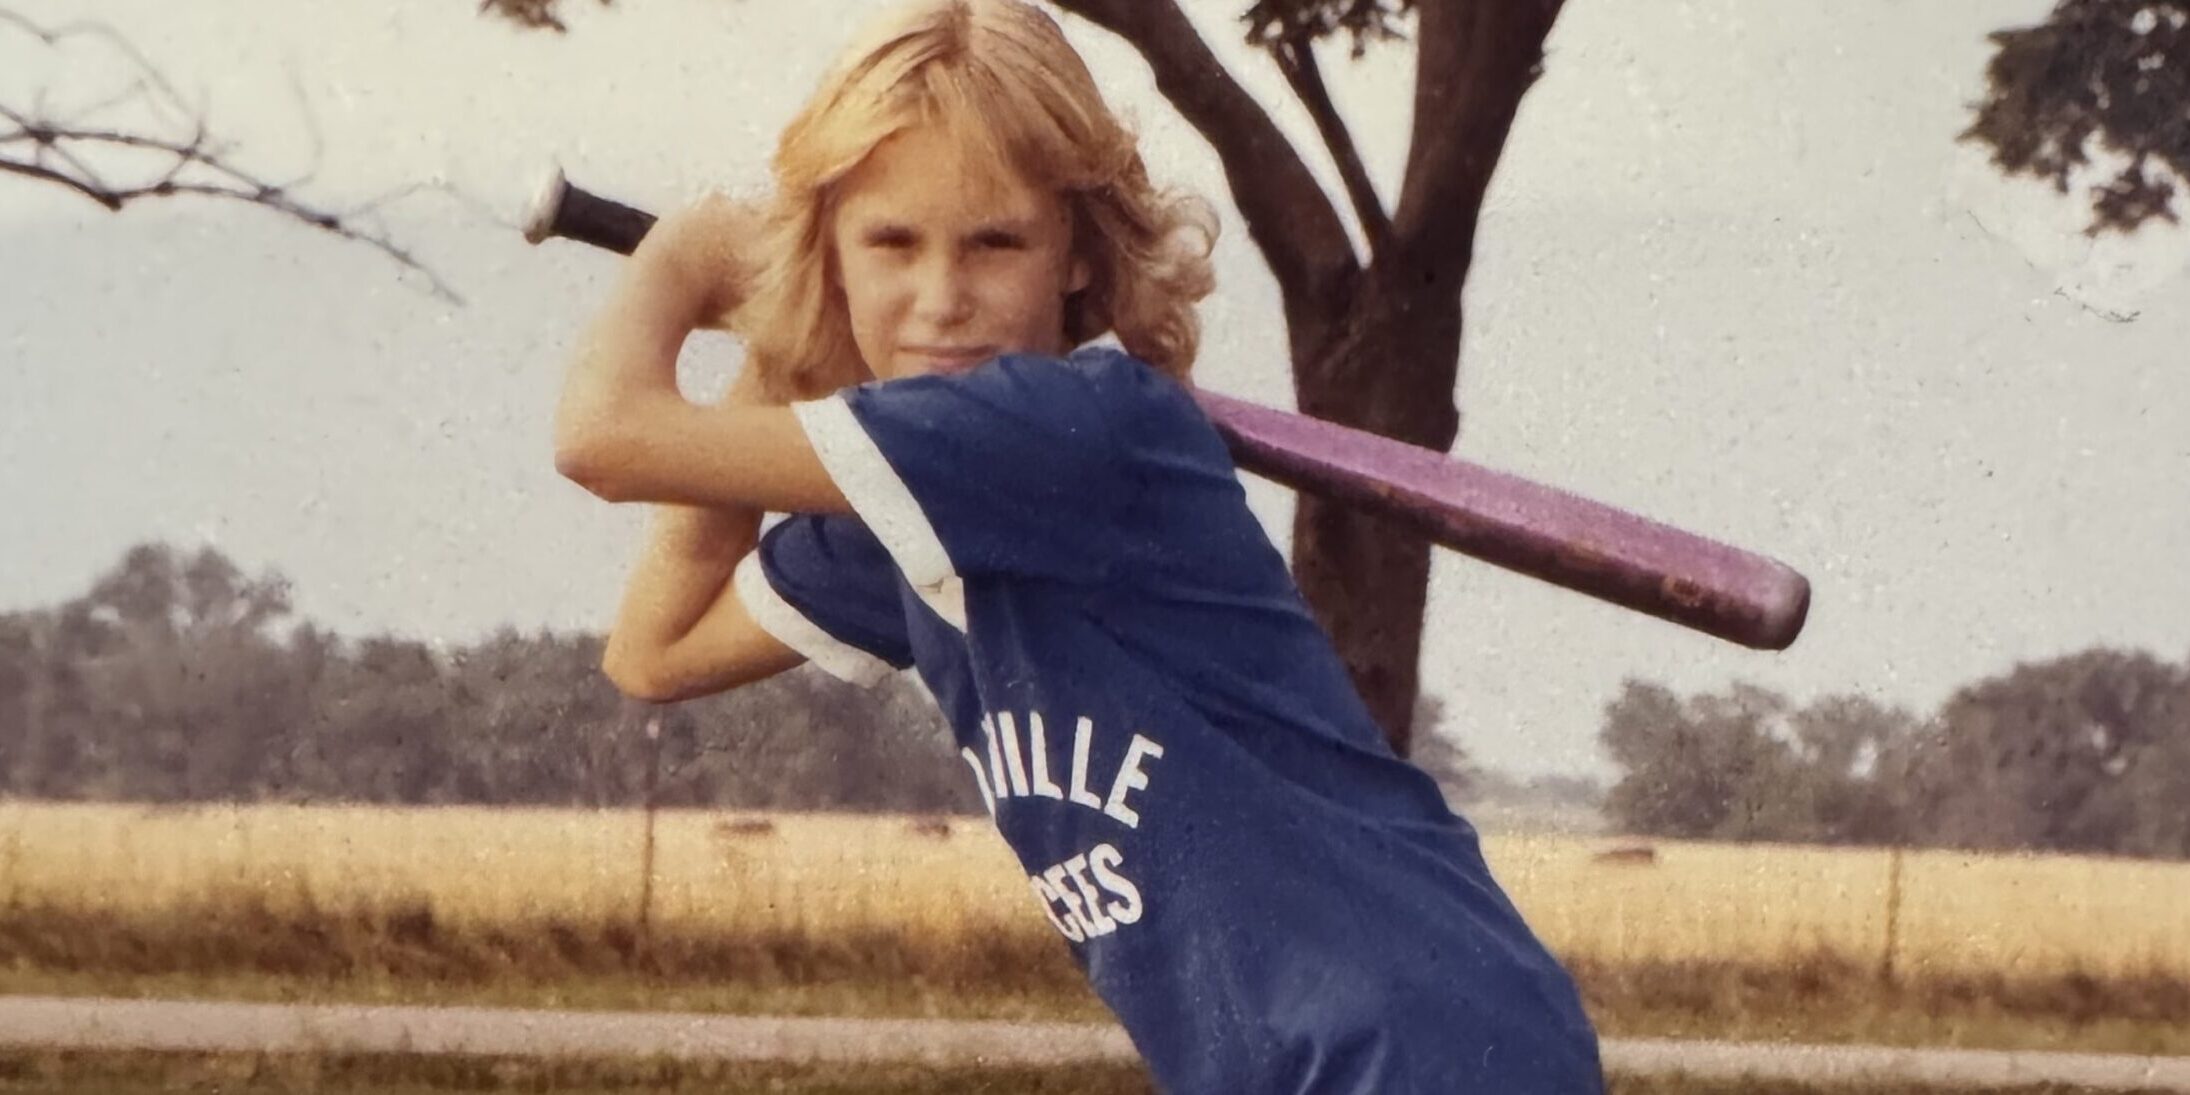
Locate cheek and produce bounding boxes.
[996,258,1072,317]
[838,262,905,333]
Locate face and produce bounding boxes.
[828,125,1091,381]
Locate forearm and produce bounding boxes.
[598,356,781,683]
[602,501,763,681]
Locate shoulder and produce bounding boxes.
[1058,345,1218,452]
[1041,345,1204,430]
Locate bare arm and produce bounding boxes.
[553,194,850,514]
[566,195,828,700]
[599,367,810,701]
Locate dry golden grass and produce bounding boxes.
[1,802,2184,987]
[1481,835,2190,982]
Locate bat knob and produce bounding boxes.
[521,164,569,246]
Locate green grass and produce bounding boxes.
[0,1050,2175,1095]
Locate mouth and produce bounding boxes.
[904,346,998,372]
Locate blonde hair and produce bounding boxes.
[729,0,1218,403]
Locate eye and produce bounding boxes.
[972,229,1029,251]
[861,226,917,250]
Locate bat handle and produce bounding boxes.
[522,165,658,255]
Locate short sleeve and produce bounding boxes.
[732,513,916,686]
[789,349,1140,589]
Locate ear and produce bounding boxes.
[1065,254,1093,295]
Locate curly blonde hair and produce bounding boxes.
[727,0,1218,404]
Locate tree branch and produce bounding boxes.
[1393,0,1564,254]
[1050,0,1359,304]
[0,8,464,304]
[1271,32,1391,258]
[0,156,120,208]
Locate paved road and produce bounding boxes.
[0,995,2185,1090]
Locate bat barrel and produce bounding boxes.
[1193,390,1812,651]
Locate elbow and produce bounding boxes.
[553,391,636,501]
[554,429,624,502]
[602,646,679,703]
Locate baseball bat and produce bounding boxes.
[522,167,1811,651]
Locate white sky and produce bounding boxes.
[3,0,2187,779]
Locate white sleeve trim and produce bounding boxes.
[791,397,956,590]
[791,396,968,632]
[732,550,896,687]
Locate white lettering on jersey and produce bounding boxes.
[981,714,1009,800]
[1068,716,1104,810]
[1028,874,1083,942]
[1026,713,1064,800]
[1029,842,1145,942]
[1088,843,1142,925]
[996,711,1031,797]
[973,709,1164,827]
[1103,734,1164,830]
[1042,863,1097,939]
[1060,853,1116,936]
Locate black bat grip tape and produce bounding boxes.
[557,186,658,255]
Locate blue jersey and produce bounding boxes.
[732,346,1603,1094]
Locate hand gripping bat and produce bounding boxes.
[521,167,1811,651]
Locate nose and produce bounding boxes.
[913,253,976,328]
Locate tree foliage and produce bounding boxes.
[1962,0,2190,233]
[1242,0,1411,54]
[1599,650,2190,860]
[0,541,973,813]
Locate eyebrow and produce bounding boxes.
[855,218,1040,241]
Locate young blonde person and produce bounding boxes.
[552,2,1603,1090]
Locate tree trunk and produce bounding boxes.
[1289,259,1466,757]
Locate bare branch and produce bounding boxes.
[0,10,195,127]
[0,156,122,209]
[1271,33,1391,258]
[1393,0,1564,254]
[39,132,110,191]
[53,76,157,127]
[0,7,464,304]
[1050,0,1359,311]
[276,54,329,195]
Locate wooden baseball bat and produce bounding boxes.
[522,167,1811,651]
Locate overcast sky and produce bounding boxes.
[3,0,2186,779]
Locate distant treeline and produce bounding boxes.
[1596,650,2190,860]
[0,542,974,814]
[2,541,2186,860]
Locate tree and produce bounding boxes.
[1782,694,1923,846]
[1907,648,2190,858]
[1599,679,1814,841]
[1963,0,2190,233]
[55,543,309,801]
[1598,654,2190,859]
[480,0,1567,757]
[0,9,459,299]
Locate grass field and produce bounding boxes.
[6,802,2184,982]
[0,802,2184,1056]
